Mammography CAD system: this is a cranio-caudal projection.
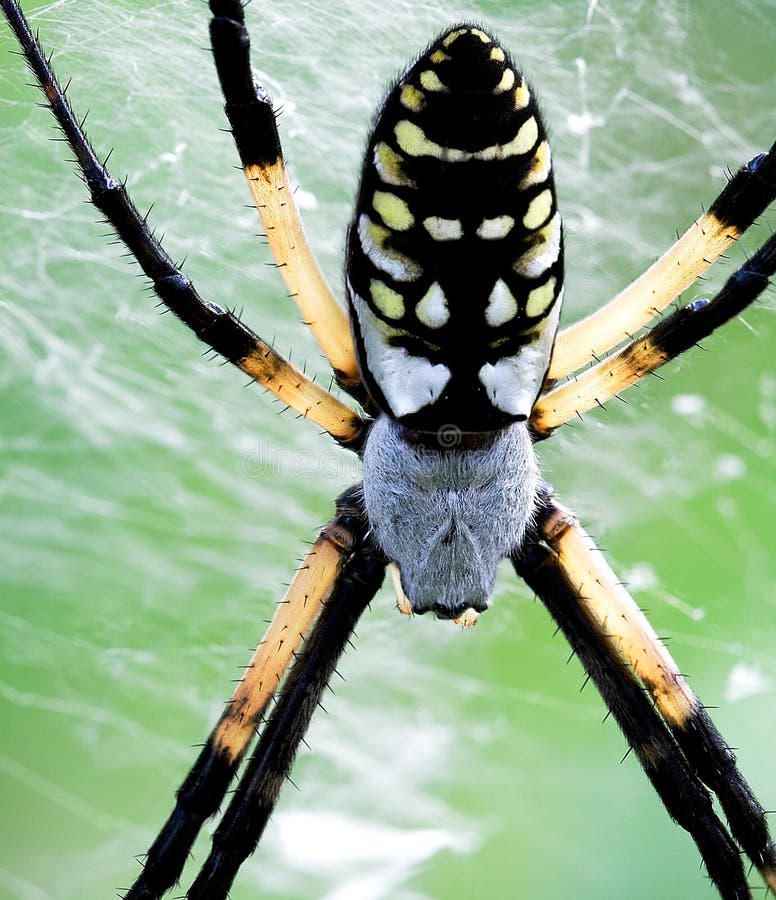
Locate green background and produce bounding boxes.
[1,1,775,898]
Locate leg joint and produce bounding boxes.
[534,484,577,544]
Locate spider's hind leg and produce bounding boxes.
[532,226,776,435]
[548,140,776,380]
[209,0,364,398]
[0,0,365,448]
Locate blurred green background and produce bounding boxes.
[1,1,775,898]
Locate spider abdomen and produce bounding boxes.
[347,25,564,432]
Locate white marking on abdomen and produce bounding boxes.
[526,277,557,318]
[478,297,562,416]
[415,282,450,328]
[351,289,451,417]
[485,279,518,327]
[513,212,561,278]
[358,214,422,282]
[477,215,515,240]
[423,216,464,241]
[523,189,553,230]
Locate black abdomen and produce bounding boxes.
[347,25,563,433]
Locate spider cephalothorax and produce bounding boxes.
[363,416,538,617]
[3,1,776,899]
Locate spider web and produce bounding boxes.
[0,1,774,898]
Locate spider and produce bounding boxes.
[2,1,776,898]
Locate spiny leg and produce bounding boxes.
[515,489,776,897]
[536,496,776,892]
[513,537,748,898]
[549,140,776,380]
[209,0,363,396]
[1,0,364,448]
[532,230,776,436]
[185,507,387,900]
[123,485,370,900]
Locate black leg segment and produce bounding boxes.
[124,484,377,900]
[1,0,364,444]
[513,532,754,900]
[533,230,776,436]
[185,531,387,900]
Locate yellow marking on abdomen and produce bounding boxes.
[498,116,538,158]
[494,68,515,93]
[395,120,446,159]
[514,81,530,109]
[374,142,416,188]
[526,277,557,318]
[373,190,414,231]
[420,69,447,92]
[370,279,406,319]
[521,140,552,189]
[400,83,426,112]
[430,49,450,64]
[523,188,553,230]
[443,27,491,47]
[514,212,561,278]
[358,214,423,282]
[395,118,537,162]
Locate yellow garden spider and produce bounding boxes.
[2,1,776,899]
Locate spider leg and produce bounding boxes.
[209,0,363,397]
[531,229,776,436]
[513,488,776,899]
[1,0,364,448]
[123,485,376,900]
[549,140,776,381]
[183,494,386,900]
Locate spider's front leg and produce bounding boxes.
[514,488,776,899]
[126,485,386,900]
[185,501,386,900]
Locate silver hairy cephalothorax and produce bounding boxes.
[362,416,539,618]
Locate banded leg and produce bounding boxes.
[209,0,363,395]
[124,485,372,900]
[185,509,387,900]
[513,489,776,898]
[1,0,364,448]
[548,140,776,380]
[532,230,776,436]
